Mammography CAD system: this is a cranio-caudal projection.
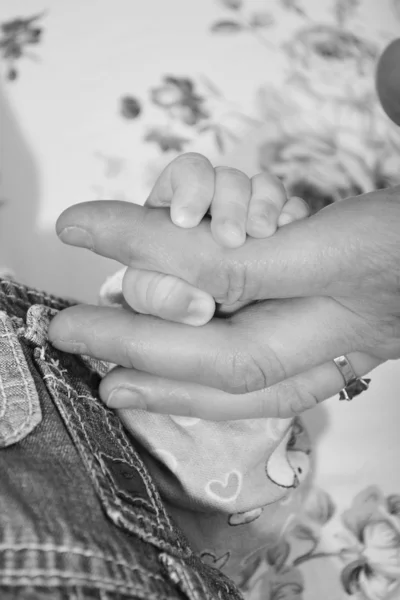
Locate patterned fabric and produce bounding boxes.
[99,271,400,600]
[0,278,242,600]
[100,271,313,589]
[2,1,400,598]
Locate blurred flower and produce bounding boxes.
[120,95,142,120]
[304,488,335,526]
[282,22,379,110]
[286,24,377,65]
[0,12,44,81]
[256,80,400,213]
[151,76,209,125]
[218,0,243,10]
[334,0,360,27]
[144,127,190,152]
[279,0,308,18]
[340,487,400,599]
[254,563,304,600]
[269,566,304,600]
[237,540,304,599]
[248,12,274,28]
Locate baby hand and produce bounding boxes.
[145,152,309,248]
[117,153,309,326]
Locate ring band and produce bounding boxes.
[333,355,371,401]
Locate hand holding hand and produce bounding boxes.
[48,185,400,419]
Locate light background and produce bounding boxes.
[1,0,400,579]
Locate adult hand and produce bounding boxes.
[48,187,400,419]
[48,38,400,421]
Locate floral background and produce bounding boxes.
[114,0,400,214]
[1,1,400,598]
[237,485,400,600]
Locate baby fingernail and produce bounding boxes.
[58,226,94,250]
[220,221,245,245]
[107,388,147,409]
[248,213,276,236]
[184,296,215,326]
[172,209,198,228]
[50,340,88,354]
[278,213,293,226]
[259,218,276,233]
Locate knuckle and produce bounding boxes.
[147,273,179,313]
[248,204,276,222]
[242,354,269,393]
[175,152,212,174]
[120,217,149,267]
[223,350,269,394]
[173,153,214,198]
[283,380,318,417]
[197,260,250,306]
[221,260,249,306]
[254,171,285,193]
[215,166,250,185]
[365,315,400,359]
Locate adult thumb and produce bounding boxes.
[243,187,400,304]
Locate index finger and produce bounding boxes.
[56,188,400,308]
[56,200,230,302]
[145,152,215,227]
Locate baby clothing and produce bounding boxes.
[99,269,312,593]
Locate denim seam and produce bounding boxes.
[4,293,67,310]
[56,380,161,530]
[0,565,163,591]
[40,372,147,526]
[100,409,176,530]
[40,362,188,556]
[19,306,167,530]
[0,323,33,435]
[0,312,41,446]
[0,543,158,574]
[159,554,213,600]
[98,451,163,515]
[41,361,172,532]
[0,279,72,310]
[0,569,165,595]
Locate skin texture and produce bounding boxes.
[47,39,400,420]
[48,187,400,419]
[117,160,309,325]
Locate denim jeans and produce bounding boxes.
[0,278,243,600]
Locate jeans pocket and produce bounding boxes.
[23,305,189,559]
[0,311,42,448]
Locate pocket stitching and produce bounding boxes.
[38,351,189,556]
[0,311,42,447]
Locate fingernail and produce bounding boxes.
[58,226,94,250]
[184,296,215,326]
[172,210,198,228]
[50,340,88,354]
[256,218,276,236]
[107,387,147,409]
[278,213,293,226]
[219,221,245,247]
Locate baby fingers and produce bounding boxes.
[121,267,215,326]
[278,196,310,227]
[145,153,215,228]
[246,172,288,238]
